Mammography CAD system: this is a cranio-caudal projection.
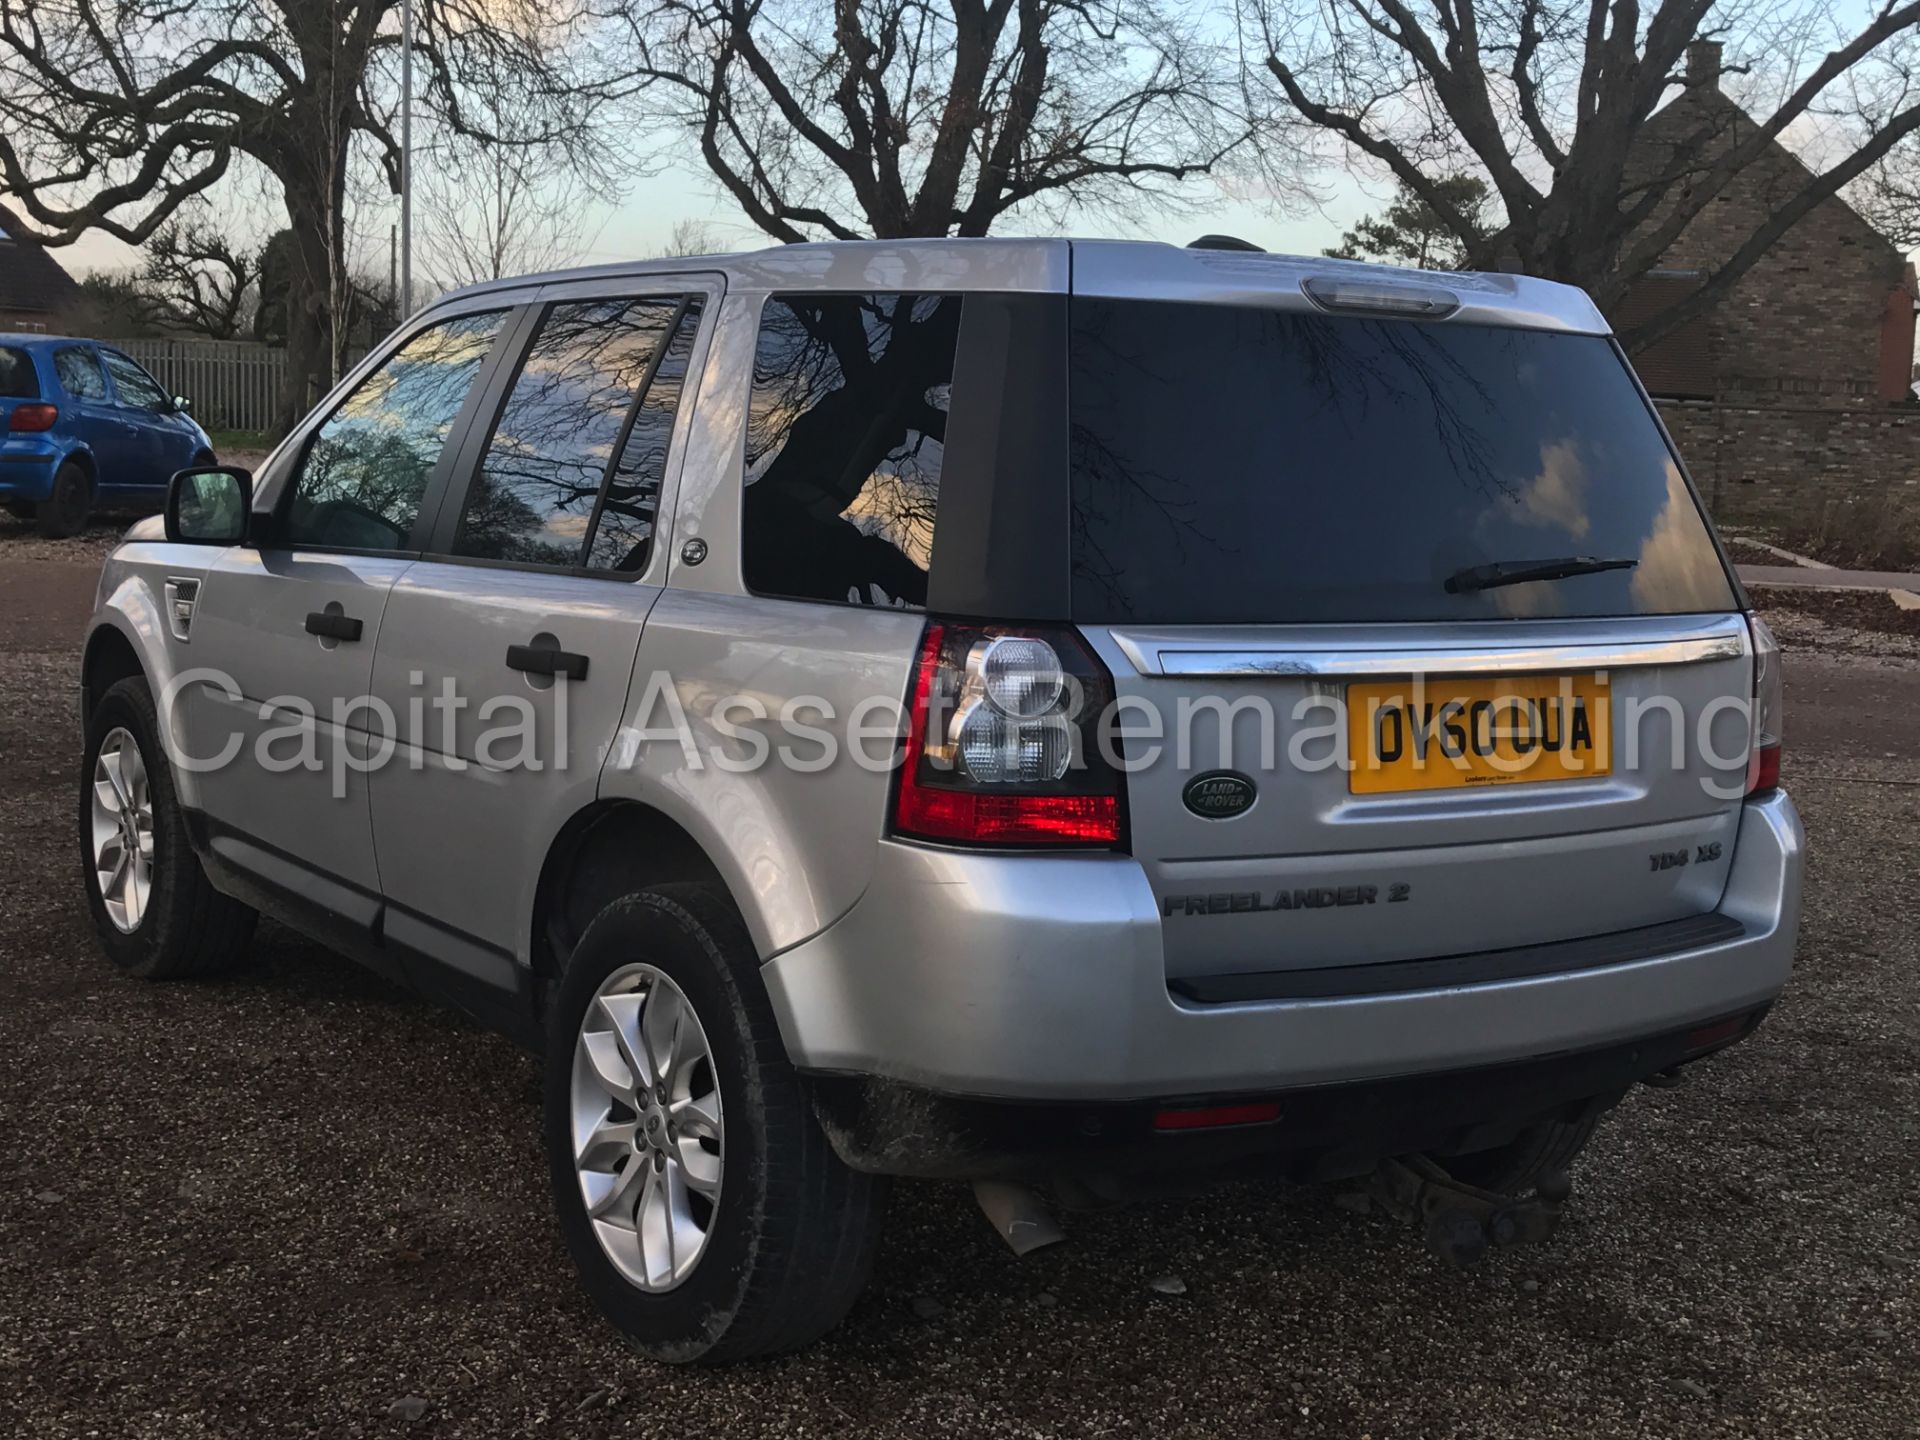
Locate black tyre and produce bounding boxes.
[1445,1115,1600,1194]
[37,460,92,538]
[79,675,257,978]
[545,883,885,1363]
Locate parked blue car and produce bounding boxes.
[1,334,216,537]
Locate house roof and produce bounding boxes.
[0,205,83,316]
[1635,82,1905,264]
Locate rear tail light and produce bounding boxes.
[1746,615,1783,795]
[7,403,58,432]
[891,621,1126,847]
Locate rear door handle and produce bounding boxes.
[506,642,589,681]
[305,611,364,642]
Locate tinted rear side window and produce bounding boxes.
[1068,301,1736,623]
[743,293,962,608]
[0,347,37,398]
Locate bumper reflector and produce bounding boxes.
[1152,1100,1282,1131]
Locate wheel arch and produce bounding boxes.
[59,443,98,485]
[81,620,146,732]
[530,800,750,997]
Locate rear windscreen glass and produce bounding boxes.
[0,347,37,398]
[1068,300,1736,623]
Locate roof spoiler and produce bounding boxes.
[1186,234,1265,253]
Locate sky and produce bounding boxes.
[54,146,1385,282]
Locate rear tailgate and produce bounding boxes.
[1083,616,1752,979]
[1063,277,1754,983]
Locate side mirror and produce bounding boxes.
[172,394,193,415]
[166,465,253,545]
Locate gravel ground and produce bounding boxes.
[2,551,1917,1439]
[0,512,142,564]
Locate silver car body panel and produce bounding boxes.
[365,272,724,966]
[1078,613,1755,978]
[762,792,1801,1100]
[181,547,413,893]
[429,237,1604,332]
[81,236,1800,1122]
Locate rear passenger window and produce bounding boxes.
[453,296,702,571]
[743,293,962,608]
[53,348,104,400]
[0,347,37,397]
[283,311,505,552]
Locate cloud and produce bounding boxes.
[1632,459,1732,610]
[1511,440,1591,540]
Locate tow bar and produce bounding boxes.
[1363,1156,1572,1268]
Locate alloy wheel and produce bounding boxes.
[89,727,154,933]
[570,963,724,1291]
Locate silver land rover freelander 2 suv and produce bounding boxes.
[78,238,1802,1362]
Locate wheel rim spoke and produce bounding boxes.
[580,1108,638,1159]
[90,729,154,935]
[640,981,683,1087]
[584,1152,648,1220]
[579,1028,636,1104]
[670,1092,719,1140]
[570,961,723,1293]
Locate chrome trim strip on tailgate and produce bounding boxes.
[1116,616,1750,678]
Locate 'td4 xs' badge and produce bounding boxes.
[1183,770,1257,820]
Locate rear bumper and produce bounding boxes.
[763,790,1803,1103]
[0,442,57,500]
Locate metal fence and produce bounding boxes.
[116,338,285,433]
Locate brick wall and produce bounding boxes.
[1658,398,1920,528]
[1618,84,1914,407]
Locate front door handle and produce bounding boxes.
[506,642,588,681]
[305,611,364,642]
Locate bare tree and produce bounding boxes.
[136,221,263,339]
[1858,143,1920,246]
[1253,0,1920,342]
[0,0,633,431]
[417,135,608,293]
[658,217,731,257]
[617,0,1283,242]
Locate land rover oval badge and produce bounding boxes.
[1183,771,1256,820]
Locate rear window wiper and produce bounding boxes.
[1445,556,1639,594]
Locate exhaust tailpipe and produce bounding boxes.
[972,1179,1065,1256]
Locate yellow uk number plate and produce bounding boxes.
[1346,674,1612,795]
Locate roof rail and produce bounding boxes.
[1186,234,1266,253]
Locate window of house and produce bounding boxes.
[100,348,172,412]
[742,293,962,608]
[282,310,505,552]
[452,296,702,571]
[53,347,105,400]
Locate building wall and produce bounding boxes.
[1618,85,1915,407]
[1659,398,1920,529]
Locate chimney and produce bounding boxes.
[1687,40,1723,88]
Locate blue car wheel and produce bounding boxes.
[37,459,92,539]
